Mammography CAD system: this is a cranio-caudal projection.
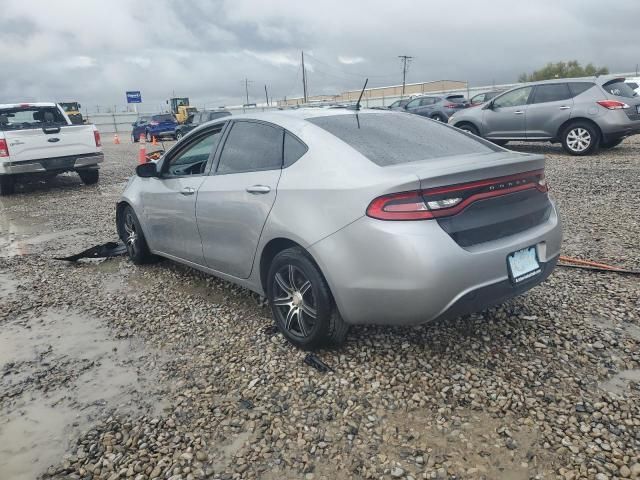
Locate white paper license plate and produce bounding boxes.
[507,247,541,284]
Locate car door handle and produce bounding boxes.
[246,185,271,194]
[559,105,571,110]
[180,187,196,196]
[514,111,524,115]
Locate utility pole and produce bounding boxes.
[398,55,413,96]
[264,84,269,106]
[301,51,308,103]
[243,78,254,105]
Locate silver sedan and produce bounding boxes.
[117,109,562,348]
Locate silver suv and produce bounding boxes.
[449,77,640,155]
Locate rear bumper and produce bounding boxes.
[0,152,103,175]
[309,202,562,326]
[597,109,640,141]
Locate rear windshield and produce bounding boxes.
[0,106,67,131]
[602,79,638,98]
[307,113,498,166]
[446,95,466,103]
[152,114,175,122]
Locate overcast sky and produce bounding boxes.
[2,0,639,111]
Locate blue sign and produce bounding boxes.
[126,91,142,103]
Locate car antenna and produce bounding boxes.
[348,78,369,111]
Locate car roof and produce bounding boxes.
[522,75,624,86]
[0,102,58,109]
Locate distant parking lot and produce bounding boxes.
[1,138,639,479]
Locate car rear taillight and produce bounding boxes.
[366,170,548,221]
[597,100,629,110]
[94,130,101,147]
[0,139,9,157]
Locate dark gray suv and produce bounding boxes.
[392,94,469,122]
[449,77,640,155]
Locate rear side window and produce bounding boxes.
[531,83,572,104]
[602,79,637,98]
[0,106,67,131]
[568,82,595,97]
[217,121,283,174]
[307,113,498,167]
[283,132,308,167]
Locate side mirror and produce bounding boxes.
[484,102,495,110]
[136,162,159,178]
[78,104,82,109]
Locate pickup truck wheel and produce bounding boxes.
[78,169,99,185]
[120,206,153,265]
[0,176,16,196]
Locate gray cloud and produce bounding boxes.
[1,0,638,111]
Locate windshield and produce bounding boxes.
[59,102,80,112]
[307,113,498,166]
[0,106,68,131]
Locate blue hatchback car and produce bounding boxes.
[131,113,178,142]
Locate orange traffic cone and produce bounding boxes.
[152,136,158,146]
[113,133,120,144]
[138,133,146,164]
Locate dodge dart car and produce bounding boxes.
[117,109,562,348]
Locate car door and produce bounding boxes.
[481,86,533,139]
[415,97,437,117]
[141,125,226,264]
[525,83,573,139]
[195,120,284,279]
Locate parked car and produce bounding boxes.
[0,102,103,195]
[175,110,231,139]
[398,94,469,121]
[470,90,505,106]
[449,77,640,155]
[117,109,561,348]
[131,114,178,142]
[625,77,640,95]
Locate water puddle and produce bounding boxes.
[599,369,640,395]
[0,309,164,480]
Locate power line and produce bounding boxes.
[398,55,413,96]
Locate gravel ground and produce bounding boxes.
[0,136,639,480]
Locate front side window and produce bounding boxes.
[216,121,283,175]
[406,99,421,108]
[389,100,401,108]
[421,98,436,106]
[492,87,533,108]
[531,83,572,104]
[164,129,223,176]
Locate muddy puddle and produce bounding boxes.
[0,272,20,298]
[0,309,165,480]
[599,369,640,395]
[0,210,90,258]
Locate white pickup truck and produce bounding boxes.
[0,102,104,195]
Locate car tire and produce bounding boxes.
[431,113,446,122]
[120,205,154,265]
[176,131,183,140]
[600,138,623,149]
[457,123,480,136]
[0,176,16,196]
[267,247,348,349]
[561,121,600,156]
[78,169,99,185]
